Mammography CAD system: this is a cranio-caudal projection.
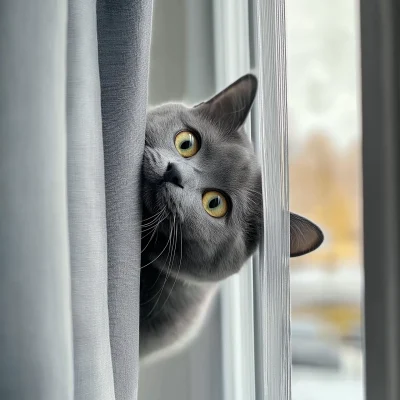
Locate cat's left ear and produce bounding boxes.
[290,213,324,257]
[195,74,258,133]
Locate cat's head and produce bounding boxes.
[142,74,323,282]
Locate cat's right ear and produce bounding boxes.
[194,74,258,133]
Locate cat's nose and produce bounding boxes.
[163,163,183,188]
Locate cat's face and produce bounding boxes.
[142,75,323,282]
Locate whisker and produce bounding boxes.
[144,215,178,317]
[141,213,167,234]
[141,213,169,254]
[141,217,175,301]
[156,222,182,314]
[141,207,166,224]
[141,210,168,237]
[141,223,161,233]
[146,218,175,291]
[140,234,171,269]
[141,221,162,230]
[141,209,166,228]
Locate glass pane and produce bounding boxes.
[286,1,364,399]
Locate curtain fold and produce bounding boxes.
[0,1,73,399]
[1,0,153,398]
[97,1,153,399]
[67,1,115,399]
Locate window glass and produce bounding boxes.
[286,1,364,399]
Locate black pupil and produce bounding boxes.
[209,197,221,209]
[180,136,193,150]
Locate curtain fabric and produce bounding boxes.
[0,0,153,399]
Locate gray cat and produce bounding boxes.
[140,74,323,361]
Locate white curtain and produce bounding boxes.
[0,1,153,399]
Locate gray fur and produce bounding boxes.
[139,74,323,361]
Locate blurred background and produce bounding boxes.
[287,1,363,399]
[139,0,363,399]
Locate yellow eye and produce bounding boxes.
[202,191,229,218]
[174,131,200,158]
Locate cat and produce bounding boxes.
[140,74,323,362]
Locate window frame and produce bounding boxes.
[214,0,292,399]
[360,0,400,398]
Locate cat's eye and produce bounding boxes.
[174,131,200,158]
[202,191,228,218]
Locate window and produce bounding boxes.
[139,0,363,399]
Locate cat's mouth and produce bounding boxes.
[159,184,184,220]
[143,177,183,223]
[143,147,185,218]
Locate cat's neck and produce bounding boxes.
[140,264,214,320]
[139,264,217,359]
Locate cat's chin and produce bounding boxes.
[142,176,183,217]
[154,263,229,285]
